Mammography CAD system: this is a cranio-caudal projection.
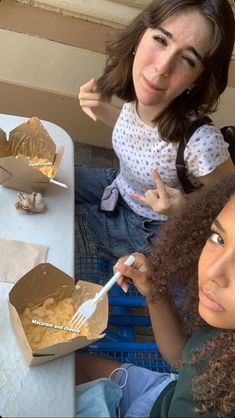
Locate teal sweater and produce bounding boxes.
[150,326,222,418]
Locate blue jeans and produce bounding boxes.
[75,364,178,418]
[114,363,178,418]
[75,166,163,259]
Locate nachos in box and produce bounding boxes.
[0,117,64,193]
[8,263,108,366]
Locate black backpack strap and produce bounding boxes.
[220,126,235,164]
[176,117,212,194]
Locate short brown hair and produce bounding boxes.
[97,0,235,143]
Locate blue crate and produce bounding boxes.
[76,255,174,373]
[81,341,173,373]
[109,313,151,327]
[75,256,146,307]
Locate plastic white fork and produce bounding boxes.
[69,254,136,331]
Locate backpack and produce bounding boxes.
[176,119,235,194]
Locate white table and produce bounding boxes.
[0,114,75,417]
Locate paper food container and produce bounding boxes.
[8,263,108,366]
[0,117,64,193]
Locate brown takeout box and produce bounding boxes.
[8,263,108,366]
[0,117,64,193]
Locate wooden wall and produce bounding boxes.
[0,0,233,147]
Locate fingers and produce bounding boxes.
[114,253,148,294]
[79,78,97,93]
[145,189,163,205]
[79,93,101,103]
[151,170,168,198]
[130,169,186,216]
[116,253,146,271]
[130,171,168,204]
[130,188,165,213]
[116,264,146,283]
[79,78,100,121]
[130,171,178,214]
[82,106,98,122]
[129,192,150,205]
[116,277,129,293]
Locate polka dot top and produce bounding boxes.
[111,102,230,221]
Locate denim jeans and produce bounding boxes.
[75,364,178,418]
[75,166,163,260]
[114,364,178,418]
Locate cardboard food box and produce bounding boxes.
[8,263,108,366]
[0,117,64,193]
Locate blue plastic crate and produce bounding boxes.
[75,256,146,307]
[109,313,151,327]
[75,255,174,373]
[81,341,173,373]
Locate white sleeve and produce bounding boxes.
[184,124,230,178]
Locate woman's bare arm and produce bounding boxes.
[115,253,188,367]
[198,157,235,185]
[148,299,188,367]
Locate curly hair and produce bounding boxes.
[149,174,235,417]
[96,0,235,143]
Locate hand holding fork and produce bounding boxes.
[69,254,135,331]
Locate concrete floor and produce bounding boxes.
[74,143,119,168]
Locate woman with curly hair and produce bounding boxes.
[76,174,235,418]
[76,0,235,259]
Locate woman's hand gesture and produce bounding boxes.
[130,170,186,216]
[114,252,151,298]
[78,78,102,122]
[78,78,121,127]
